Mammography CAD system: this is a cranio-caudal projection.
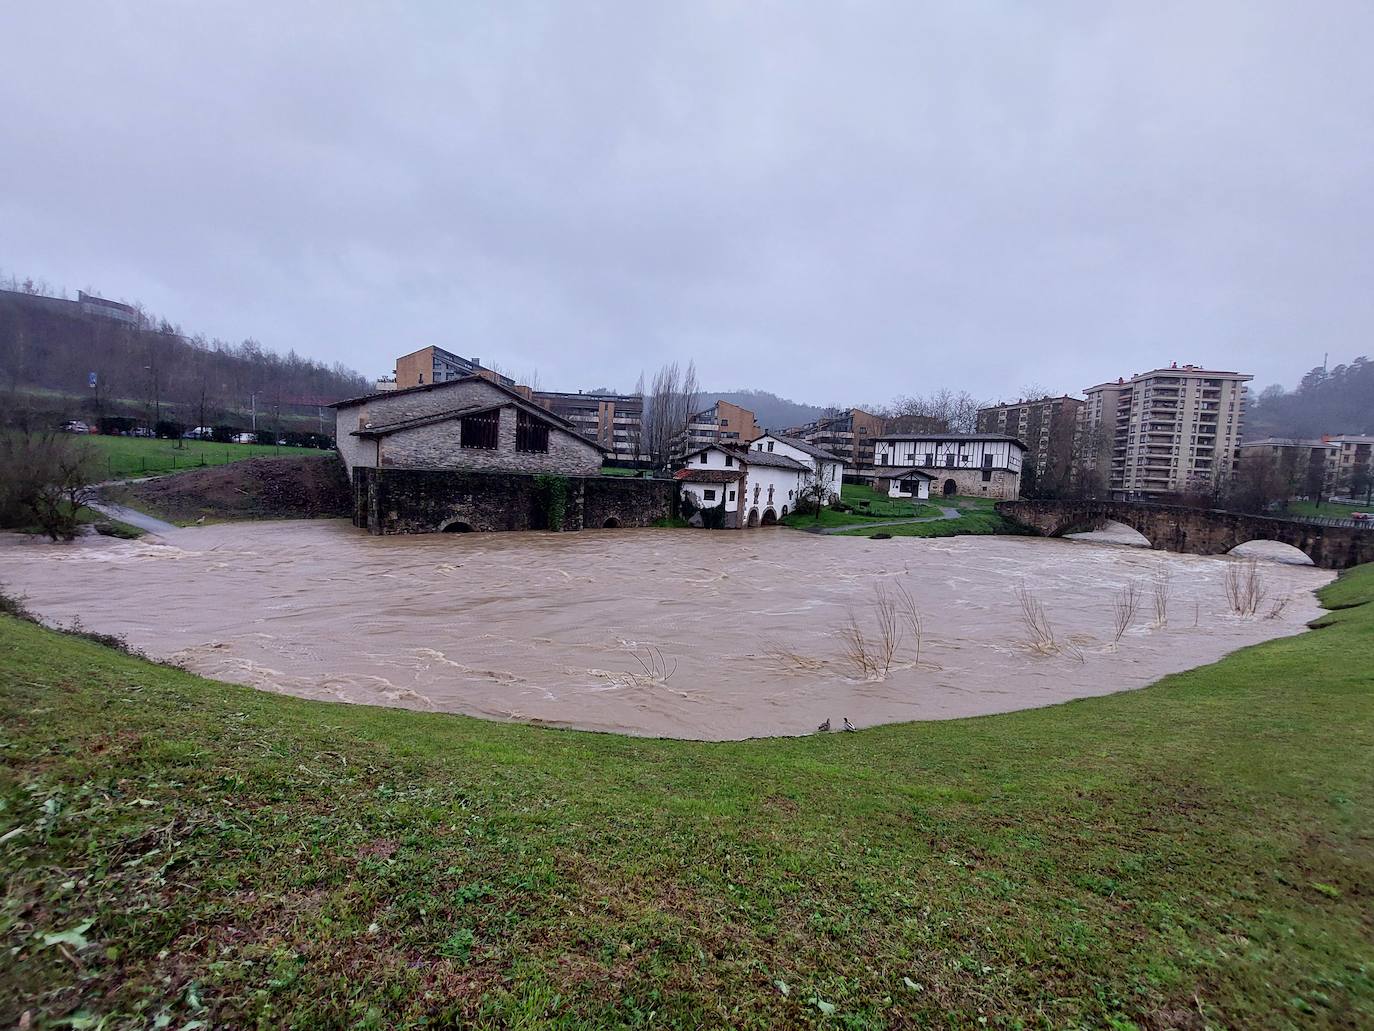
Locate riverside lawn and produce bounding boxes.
[0,564,1371,1028]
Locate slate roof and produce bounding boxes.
[717,445,809,472]
[351,396,607,453]
[674,468,744,483]
[755,433,845,464]
[329,375,576,430]
[873,467,937,480]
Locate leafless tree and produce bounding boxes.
[644,360,700,467]
[0,430,99,540]
[1112,580,1142,644]
[1151,566,1171,628]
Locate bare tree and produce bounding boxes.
[644,360,701,467]
[0,430,99,540]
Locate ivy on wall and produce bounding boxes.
[533,474,569,531]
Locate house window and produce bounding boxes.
[700,452,709,464]
[725,454,733,466]
[982,453,993,469]
[704,489,716,501]
[720,419,729,427]
[515,410,548,453]
[728,490,736,501]
[981,469,992,482]
[945,454,955,467]
[925,452,934,465]
[460,410,499,450]
[767,441,774,452]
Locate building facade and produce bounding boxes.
[393,346,515,390]
[786,408,888,475]
[533,390,644,461]
[333,376,603,478]
[1081,365,1251,498]
[748,433,846,504]
[1235,438,1340,498]
[674,400,761,459]
[873,434,1025,499]
[675,443,809,528]
[977,396,1083,492]
[1331,435,1374,499]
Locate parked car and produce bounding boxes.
[61,420,90,434]
[231,432,258,444]
[182,426,213,440]
[132,427,154,438]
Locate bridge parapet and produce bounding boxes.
[995,499,1372,570]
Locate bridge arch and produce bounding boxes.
[440,519,474,533]
[1228,540,1315,565]
[761,507,778,526]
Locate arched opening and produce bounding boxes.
[1062,519,1152,549]
[602,516,621,528]
[942,479,957,497]
[747,508,760,528]
[1228,540,1315,566]
[780,505,788,517]
[441,520,474,533]
[761,508,778,526]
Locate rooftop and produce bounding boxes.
[755,433,845,464]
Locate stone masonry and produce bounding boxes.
[353,467,675,535]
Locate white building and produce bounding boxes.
[873,434,1026,499]
[873,468,935,500]
[748,433,846,505]
[675,443,810,528]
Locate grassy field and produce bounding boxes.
[782,484,943,529]
[837,508,1021,538]
[1285,498,1371,519]
[78,435,326,481]
[1,565,1371,1027]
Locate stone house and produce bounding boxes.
[873,433,1026,500]
[333,375,604,478]
[675,444,810,528]
[330,377,674,535]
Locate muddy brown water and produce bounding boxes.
[0,521,1333,740]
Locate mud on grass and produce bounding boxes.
[1,566,1373,1027]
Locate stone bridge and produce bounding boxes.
[996,498,1373,570]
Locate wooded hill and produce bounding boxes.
[1245,356,1374,440]
[0,286,371,432]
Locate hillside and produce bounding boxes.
[0,286,370,431]
[698,389,829,430]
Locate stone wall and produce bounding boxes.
[997,498,1374,569]
[927,467,1021,500]
[353,467,675,535]
[377,406,603,476]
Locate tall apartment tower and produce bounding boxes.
[976,395,1083,488]
[1081,365,1251,497]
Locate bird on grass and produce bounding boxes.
[843,717,856,732]
[816,718,831,733]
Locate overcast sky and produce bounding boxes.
[3,3,1371,406]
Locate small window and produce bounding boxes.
[720,418,729,427]
[700,452,709,464]
[704,489,716,501]
[725,454,733,466]
[767,441,774,452]
[981,469,992,482]
[728,490,736,501]
[925,452,934,465]
[460,410,499,450]
[515,409,548,453]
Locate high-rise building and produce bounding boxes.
[785,408,888,474]
[1081,365,1251,497]
[674,400,761,460]
[976,395,1083,491]
[533,390,644,461]
[393,346,514,389]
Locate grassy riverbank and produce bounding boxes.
[82,435,323,481]
[1,566,1371,1028]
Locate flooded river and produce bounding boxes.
[0,522,1333,740]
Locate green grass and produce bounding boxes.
[782,502,944,530]
[837,509,1021,538]
[2,568,1373,1028]
[1285,498,1371,519]
[599,466,645,478]
[79,435,324,481]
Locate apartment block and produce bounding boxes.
[1331,435,1374,498]
[674,400,761,459]
[976,395,1083,487]
[534,390,644,461]
[786,408,888,473]
[1082,365,1251,497]
[1236,437,1340,495]
[394,346,514,390]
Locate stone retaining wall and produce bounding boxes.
[352,467,675,535]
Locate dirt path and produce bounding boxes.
[814,505,961,534]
